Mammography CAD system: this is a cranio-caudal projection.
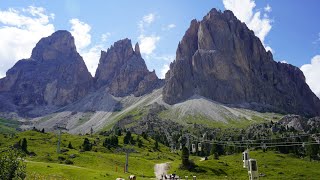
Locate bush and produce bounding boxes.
[58,156,66,161]
[82,138,92,151]
[68,142,74,149]
[103,135,119,149]
[65,159,74,165]
[0,149,26,180]
[181,146,189,167]
[154,140,159,150]
[21,138,28,154]
[124,131,132,144]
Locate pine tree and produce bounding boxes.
[137,135,143,148]
[21,138,28,154]
[211,143,219,160]
[82,138,92,151]
[154,140,159,150]
[68,142,73,149]
[124,131,132,144]
[306,137,319,161]
[181,146,190,167]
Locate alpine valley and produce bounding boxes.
[0,9,319,134]
[1,7,320,180]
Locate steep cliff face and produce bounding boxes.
[0,30,92,115]
[95,39,162,97]
[163,9,320,117]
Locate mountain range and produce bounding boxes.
[0,8,319,133]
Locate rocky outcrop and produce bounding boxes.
[95,39,162,96]
[163,8,320,117]
[279,115,320,133]
[278,115,308,132]
[0,30,92,116]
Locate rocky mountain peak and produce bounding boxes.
[0,30,92,117]
[95,38,162,96]
[134,42,141,57]
[31,30,77,61]
[163,8,320,117]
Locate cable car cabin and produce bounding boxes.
[248,159,259,180]
[198,143,202,151]
[192,144,196,153]
[242,151,249,168]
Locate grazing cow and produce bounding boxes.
[129,175,136,180]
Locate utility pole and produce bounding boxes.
[122,146,134,173]
[125,150,129,173]
[54,123,68,154]
[187,134,190,154]
[57,128,61,154]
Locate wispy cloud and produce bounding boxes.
[142,13,155,24]
[0,6,55,78]
[101,32,111,42]
[264,4,272,13]
[137,13,160,55]
[162,23,176,31]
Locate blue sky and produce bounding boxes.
[0,0,319,97]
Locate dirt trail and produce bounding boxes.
[154,162,169,179]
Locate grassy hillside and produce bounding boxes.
[1,130,320,179]
[0,130,176,179]
[0,118,19,134]
[169,150,320,180]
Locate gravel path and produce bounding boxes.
[154,162,170,180]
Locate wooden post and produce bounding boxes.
[125,151,129,173]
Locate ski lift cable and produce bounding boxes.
[202,132,320,143]
[199,141,320,148]
[203,140,320,145]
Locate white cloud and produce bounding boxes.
[280,60,287,64]
[223,0,255,23]
[168,24,176,29]
[162,23,176,31]
[301,55,320,98]
[137,13,160,55]
[101,32,111,42]
[138,35,160,55]
[69,19,110,76]
[81,44,105,76]
[160,64,170,79]
[138,13,156,33]
[143,13,155,24]
[265,46,273,53]
[264,4,272,13]
[69,18,91,50]
[223,0,272,48]
[0,6,55,78]
[153,54,175,62]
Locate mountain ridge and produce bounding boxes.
[0,8,319,134]
[163,8,320,117]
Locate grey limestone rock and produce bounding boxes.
[163,8,320,117]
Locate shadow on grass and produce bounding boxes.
[210,168,228,176]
